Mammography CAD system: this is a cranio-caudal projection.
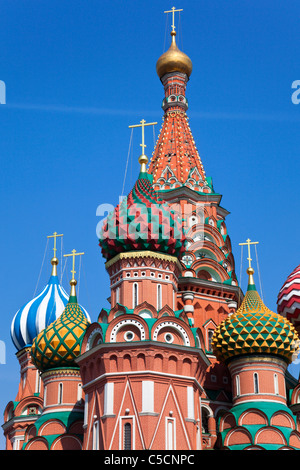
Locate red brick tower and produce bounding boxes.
[80,164,211,450]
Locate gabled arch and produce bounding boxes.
[108,304,127,322]
[158,304,175,318]
[134,301,157,319]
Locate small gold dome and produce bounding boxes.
[156,31,193,79]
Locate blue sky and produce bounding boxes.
[0,0,300,449]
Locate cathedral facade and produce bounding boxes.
[3,18,300,451]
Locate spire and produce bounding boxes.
[148,10,209,192]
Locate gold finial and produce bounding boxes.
[239,238,259,285]
[128,119,157,172]
[47,232,63,275]
[164,6,183,32]
[63,249,85,297]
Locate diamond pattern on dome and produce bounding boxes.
[99,174,185,261]
[211,289,299,363]
[31,302,90,371]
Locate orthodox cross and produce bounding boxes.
[47,232,63,258]
[239,238,259,269]
[164,6,183,32]
[129,119,157,172]
[63,249,85,280]
[129,119,157,157]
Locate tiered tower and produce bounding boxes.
[147,16,243,425]
[79,161,210,450]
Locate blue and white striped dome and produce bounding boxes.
[11,258,90,351]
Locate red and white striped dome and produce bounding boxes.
[277,264,300,327]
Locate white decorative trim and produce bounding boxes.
[110,319,146,343]
[152,321,190,346]
[86,328,103,351]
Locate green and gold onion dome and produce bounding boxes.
[31,278,90,372]
[211,267,299,364]
[156,30,192,79]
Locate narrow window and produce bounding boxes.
[124,423,131,450]
[187,386,194,420]
[166,418,175,450]
[274,373,279,395]
[142,381,154,413]
[104,382,114,416]
[116,286,120,304]
[133,283,138,308]
[84,393,88,426]
[254,373,259,394]
[77,383,83,402]
[58,383,63,404]
[35,370,41,394]
[44,385,47,407]
[93,420,99,450]
[157,284,162,310]
[236,375,240,397]
[208,329,214,352]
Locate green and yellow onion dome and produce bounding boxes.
[31,279,90,372]
[99,171,186,262]
[211,268,299,364]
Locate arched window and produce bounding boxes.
[254,373,259,394]
[124,423,131,450]
[116,286,120,304]
[133,283,138,308]
[208,329,214,352]
[201,407,210,434]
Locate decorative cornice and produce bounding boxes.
[41,367,81,379]
[105,250,182,270]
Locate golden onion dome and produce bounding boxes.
[156,31,193,79]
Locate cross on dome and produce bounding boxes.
[128,119,157,172]
[164,6,183,32]
[239,238,259,270]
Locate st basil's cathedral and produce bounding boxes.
[3,11,300,451]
